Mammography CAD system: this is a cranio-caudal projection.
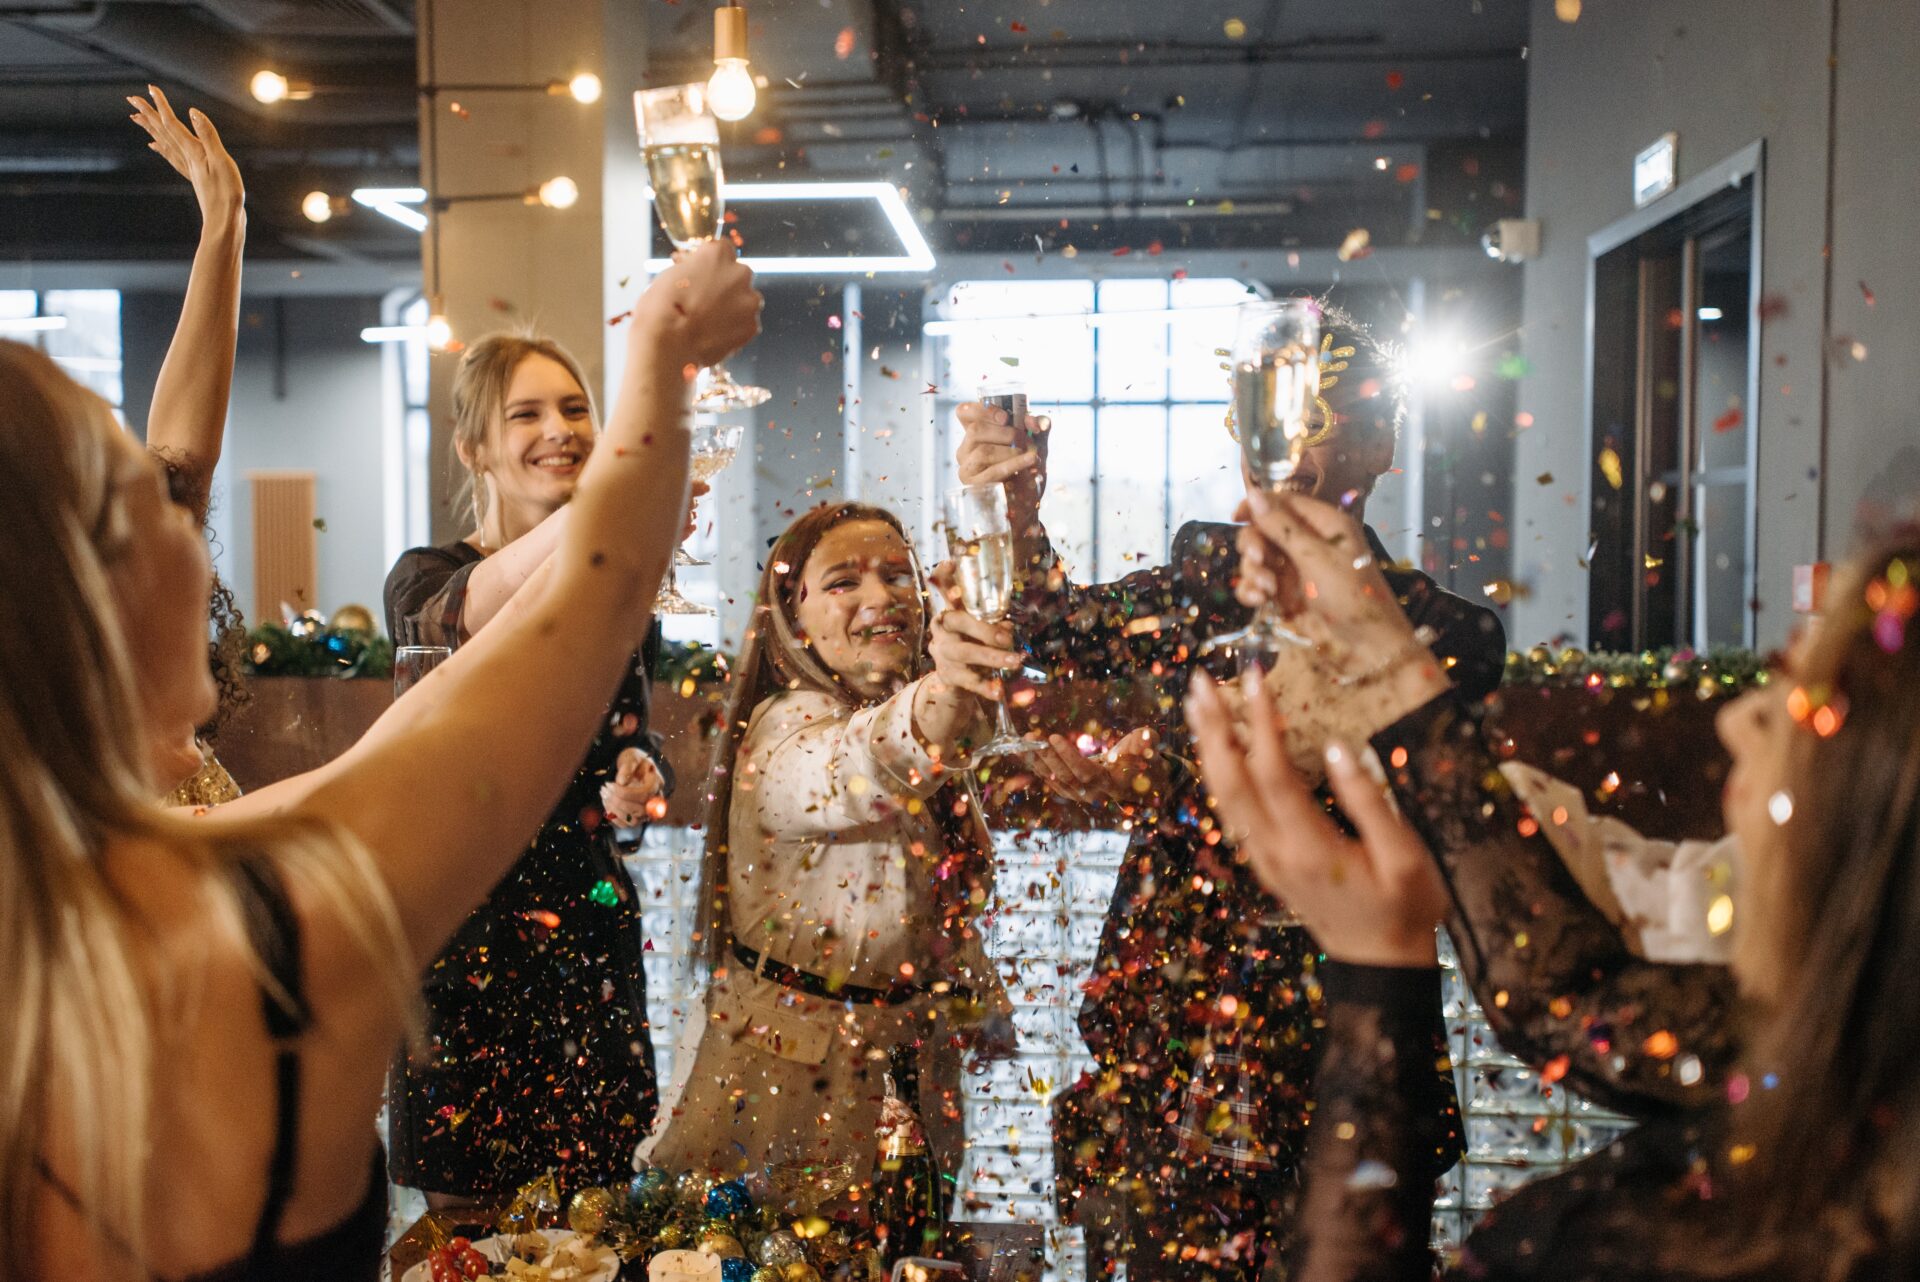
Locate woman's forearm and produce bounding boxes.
[459,504,572,634]
[147,211,245,522]
[910,675,993,763]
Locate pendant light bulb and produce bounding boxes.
[425,300,453,352]
[708,5,756,122]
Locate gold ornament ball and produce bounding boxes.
[568,1186,618,1237]
[329,603,377,635]
[1526,645,1552,666]
[697,1228,747,1259]
[750,1270,784,1282]
[782,1266,824,1282]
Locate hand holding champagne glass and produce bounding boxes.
[1200,298,1322,667]
[635,82,770,411]
[942,483,1041,760]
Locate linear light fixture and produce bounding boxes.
[922,303,1247,336]
[352,186,430,233]
[360,325,428,344]
[0,315,70,333]
[641,181,937,275]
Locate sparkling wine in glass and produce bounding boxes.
[1199,298,1322,667]
[655,420,747,617]
[943,484,1041,760]
[634,83,769,411]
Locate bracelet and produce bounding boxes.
[1330,625,1439,688]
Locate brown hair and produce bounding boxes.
[0,340,411,1277]
[692,502,963,974]
[1703,528,1920,1276]
[447,330,596,531]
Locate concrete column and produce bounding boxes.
[419,0,642,544]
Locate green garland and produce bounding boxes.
[652,639,731,691]
[244,625,1768,699]
[245,622,394,679]
[1502,645,1769,692]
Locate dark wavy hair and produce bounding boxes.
[1698,526,1920,1277]
[151,449,249,741]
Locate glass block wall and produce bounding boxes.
[627,826,1635,1278]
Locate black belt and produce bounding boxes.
[732,942,975,1008]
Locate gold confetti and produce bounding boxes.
[1599,446,1624,490]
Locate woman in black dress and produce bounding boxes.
[384,331,694,1203]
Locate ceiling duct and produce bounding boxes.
[17,3,414,124]
[195,0,412,37]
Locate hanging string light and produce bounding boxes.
[707,4,757,122]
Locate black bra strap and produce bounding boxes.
[227,859,313,1263]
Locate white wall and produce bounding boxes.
[1511,0,1835,649]
[204,295,392,625]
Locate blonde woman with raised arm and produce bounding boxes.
[0,241,760,1282]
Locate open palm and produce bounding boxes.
[128,85,244,219]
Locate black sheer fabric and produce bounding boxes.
[1284,694,1751,1282]
[382,542,669,1198]
[1019,520,1505,1279]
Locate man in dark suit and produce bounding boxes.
[954,305,1506,1280]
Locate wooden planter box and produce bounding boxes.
[216,676,1735,841]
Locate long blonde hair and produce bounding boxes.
[692,502,992,976]
[0,341,412,1277]
[447,330,597,532]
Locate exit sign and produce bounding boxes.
[1634,133,1678,207]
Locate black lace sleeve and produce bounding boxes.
[1289,962,1452,1282]
[1373,697,1742,1118]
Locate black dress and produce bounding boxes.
[382,541,669,1198]
[1017,520,1506,1281]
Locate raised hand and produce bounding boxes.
[927,561,1026,703]
[954,400,1049,533]
[635,239,764,371]
[128,86,243,222]
[1186,668,1447,967]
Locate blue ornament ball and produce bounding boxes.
[721,1259,756,1282]
[627,1165,672,1214]
[706,1179,753,1219]
[324,633,351,656]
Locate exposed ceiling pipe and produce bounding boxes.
[17,4,414,125]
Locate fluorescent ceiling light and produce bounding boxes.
[352,186,429,233]
[923,304,1246,336]
[361,324,428,344]
[641,181,936,275]
[52,354,122,372]
[1697,306,1724,321]
[0,315,70,333]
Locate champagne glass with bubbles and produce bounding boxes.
[655,420,745,616]
[943,483,1042,760]
[1199,298,1322,667]
[634,83,769,411]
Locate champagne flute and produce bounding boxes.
[654,421,745,616]
[634,83,770,411]
[393,645,450,698]
[942,484,1042,760]
[1198,298,1322,668]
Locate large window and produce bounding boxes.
[930,277,1257,581]
[0,289,124,413]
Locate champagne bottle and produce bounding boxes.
[872,1043,947,1264]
